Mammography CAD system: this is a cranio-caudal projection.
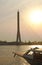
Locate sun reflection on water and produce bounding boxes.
[31,45,42,49]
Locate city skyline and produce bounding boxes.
[0,0,42,42]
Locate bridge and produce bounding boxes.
[16,11,21,44]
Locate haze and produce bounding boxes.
[0,0,42,42]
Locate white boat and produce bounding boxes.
[13,47,42,65]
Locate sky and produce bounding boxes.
[0,0,42,42]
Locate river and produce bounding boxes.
[0,45,42,65]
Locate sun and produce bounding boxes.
[29,10,42,24]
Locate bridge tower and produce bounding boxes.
[16,11,21,43]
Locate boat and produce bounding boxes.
[13,47,42,65]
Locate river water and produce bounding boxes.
[0,45,42,65]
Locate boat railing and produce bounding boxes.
[33,52,42,62]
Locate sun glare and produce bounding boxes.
[29,10,42,24]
